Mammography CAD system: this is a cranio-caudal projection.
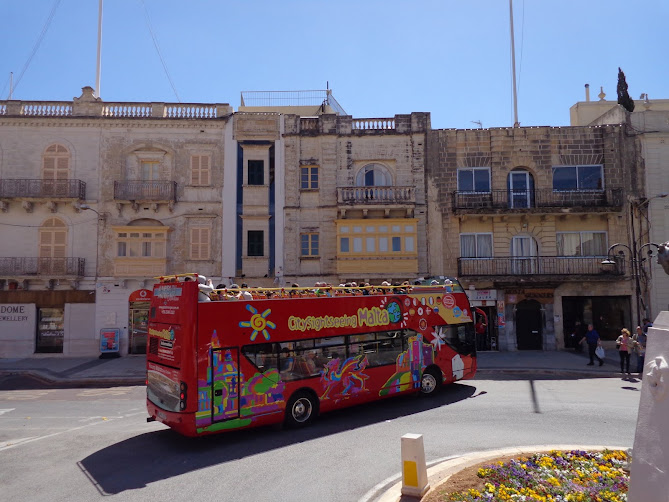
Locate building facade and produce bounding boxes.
[0,87,232,356]
[0,87,652,357]
[426,125,644,351]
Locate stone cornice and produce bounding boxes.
[0,116,230,129]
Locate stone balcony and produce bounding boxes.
[457,256,627,282]
[336,186,416,218]
[0,179,86,213]
[0,257,86,278]
[452,188,624,214]
[113,180,177,213]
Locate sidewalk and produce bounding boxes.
[0,348,629,387]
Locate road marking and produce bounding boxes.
[0,437,38,449]
[1,390,52,401]
[0,408,16,415]
[0,411,151,452]
[77,389,130,397]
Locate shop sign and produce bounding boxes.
[505,288,554,304]
[100,328,120,353]
[0,304,36,339]
[468,289,497,301]
[129,289,152,302]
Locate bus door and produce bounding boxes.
[210,347,241,422]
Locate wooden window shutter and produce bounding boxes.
[190,228,200,259]
[191,156,200,185]
[201,156,210,185]
[200,227,210,260]
[190,227,210,260]
[43,157,55,179]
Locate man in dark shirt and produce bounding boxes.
[580,324,604,366]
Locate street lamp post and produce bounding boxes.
[79,204,105,283]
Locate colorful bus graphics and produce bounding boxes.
[147,275,476,436]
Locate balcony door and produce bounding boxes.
[511,235,537,274]
[42,144,70,197]
[39,218,67,274]
[508,170,532,208]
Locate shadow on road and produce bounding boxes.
[77,382,477,495]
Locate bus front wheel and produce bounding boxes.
[285,391,317,427]
[420,368,442,396]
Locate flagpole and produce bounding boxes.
[509,0,519,127]
[95,0,103,98]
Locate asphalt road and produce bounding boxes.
[0,374,641,502]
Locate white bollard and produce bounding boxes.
[401,433,430,498]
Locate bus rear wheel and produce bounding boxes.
[285,391,317,427]
[420,368,442,396]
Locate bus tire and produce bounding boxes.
[420,367,442,396]
[285,390,318,428]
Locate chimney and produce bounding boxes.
[585,84,590,102]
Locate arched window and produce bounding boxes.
[42,144,70,180]
[507,168,535,208]
[356,163,392,187]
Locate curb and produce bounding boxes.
[0,369,145,387]
[367,444,630,502]
[475,368,627,378]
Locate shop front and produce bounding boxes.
[128,289,152,354]
[0,290,96,357]
[466,289,501,351]
[504,288,556,351]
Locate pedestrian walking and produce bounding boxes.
[615,328,635,376]
[580,323,603,366]
[633,325,647,375]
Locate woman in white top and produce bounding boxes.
[616,328,635,375]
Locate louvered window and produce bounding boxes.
[191,155,211,186]
[190,227,211,260]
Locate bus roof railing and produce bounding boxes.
[153,274,464,300]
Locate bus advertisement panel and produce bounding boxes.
[146,276,476,437]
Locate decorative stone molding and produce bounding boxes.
[46,200,57,213]
[151,203,158,212]
[0,201,8,212]
[70,280,80,290]
[22,200,33,213]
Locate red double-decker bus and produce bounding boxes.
[146,275,476,437]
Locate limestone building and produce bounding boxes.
[426,125,644,351]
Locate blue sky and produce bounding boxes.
[1,0,666,129]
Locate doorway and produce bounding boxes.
[516,299,543,350]
[129,301,150,354]
[509,170,532,208]
[511,235,538,274]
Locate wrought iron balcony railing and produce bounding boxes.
[337,186,415,204]
[0,257,85,277]
[0,179,86,199]
[113,181,177,202]
[452,188,624,212]
[457,256,626,277]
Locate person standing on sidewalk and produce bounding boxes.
[615,328,635,376]
[580,323,603,366]
[633,325,647,375]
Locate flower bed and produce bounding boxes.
[430,449,629,501]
